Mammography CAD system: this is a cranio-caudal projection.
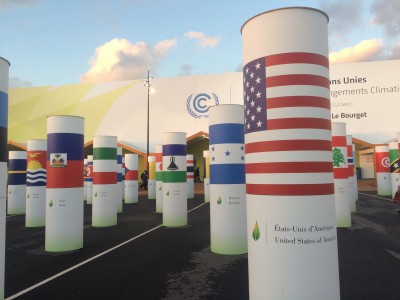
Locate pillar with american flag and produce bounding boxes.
[375,145,391,196]
[209,104,247,255]
[242,7,340,299]
[26,139,47,227]
[45,115,84,252]
[155,144,163,212]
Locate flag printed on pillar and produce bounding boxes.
[124,153,138,204]
[203,150,210,202]
[86,155,93,204]
[389,142,399,200]
[26,139,47,227]
[148,155,156,200]
[244,53,331,136]
[122,156,125,200]
[346,135,356,212]
[8,151,27,215]
[244,53,332,196]
[46,115,84,252]
[0,56,10,299]
[27,147,47,187]
[92,136,117,227]
[352,144,359,201]
[187,154,194,199]
[162,132,187,227]
[209,104,247,255]
[116,147,123,212]
[332,122,351,227]
[375,145,391,196]
[242,7,340,300]
[83,159,87,201]
[155,144,163,213]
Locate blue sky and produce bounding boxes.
[1,0,399,87]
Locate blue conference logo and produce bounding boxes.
[186,93,219,119]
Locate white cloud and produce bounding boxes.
[184,31,221,48]
[0,0,40,10]
[329,39,383,63]
[9,77,32,88]
[80,37,176,83]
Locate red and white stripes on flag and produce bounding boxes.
[244,52,333,196]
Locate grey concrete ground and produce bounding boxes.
[3,186,400,299]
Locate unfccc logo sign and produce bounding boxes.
[381,157,390,168]
[186,93,219,119]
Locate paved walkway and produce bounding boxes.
[4,186,400,299]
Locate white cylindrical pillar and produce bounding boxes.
[83,158,87,202]
[0,56,10,300]
[187,154,194,199]
[162,132,187,227]
[45,115,84,252]
[124,153,138,204]
[86,155,93,204]
[209,104,247,255]
[116,146,123,212]
[155,144,163,213]
[92,136,117,227]
[203,150,210,203]
[122,156,125,200]
[352,144,359,201]
[375,145,391,196]
[242,7,339,299]
[346,135,356,212]
[26,139,47,227]
[148,155,156,200]
[332,123,351,227]
[7,151,27,215]
[389,142,399,199]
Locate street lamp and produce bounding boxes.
[142,69,153,173]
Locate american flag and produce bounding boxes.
[244,52,331,134]
[244,52,334,196]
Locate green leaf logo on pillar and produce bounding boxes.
[159,186,161,191]
[252,221,260,241]
[95,192,97,197]
[8,189,11,194]
[49,199,54,207]
[27,193,30,199]
[217,196,222,205]
[166,190,170,196]
[333,147,346,167]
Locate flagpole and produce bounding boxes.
[143,69,153,173]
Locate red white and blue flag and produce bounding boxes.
[244,52,334,196]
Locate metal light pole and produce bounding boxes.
[142,69,153,173]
